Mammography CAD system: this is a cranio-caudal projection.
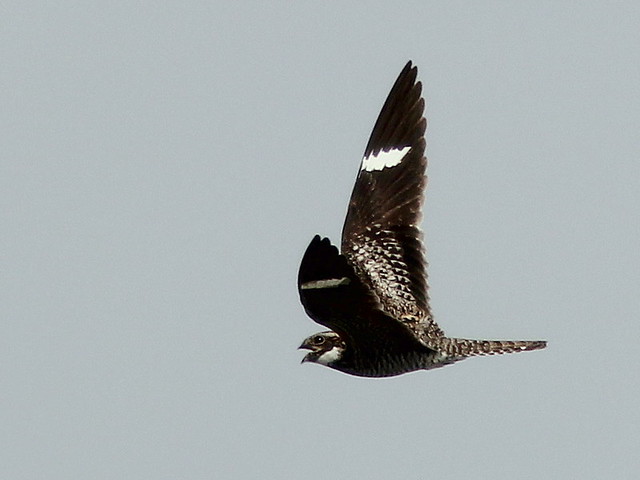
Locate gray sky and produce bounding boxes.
[2,2,639,479]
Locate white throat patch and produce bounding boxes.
[316,346,342,365]
[361,146,410,172]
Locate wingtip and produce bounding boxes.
[310,234,331,245]
[402,60,418,82]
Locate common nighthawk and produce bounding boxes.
[298,61,546,377]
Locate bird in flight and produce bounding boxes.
[298,61,546,377]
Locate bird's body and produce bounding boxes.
[298,62,546,377]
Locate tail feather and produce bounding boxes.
[436,337,547,358]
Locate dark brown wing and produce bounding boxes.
[298,235,427,351]
[341,61,436,328]
[298,235,381,335]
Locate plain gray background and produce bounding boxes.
[3,2,639,479]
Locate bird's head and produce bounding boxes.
[298,331,345,366]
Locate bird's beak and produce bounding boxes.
[298,340,314,363]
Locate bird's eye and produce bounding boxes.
[313,335,325,344]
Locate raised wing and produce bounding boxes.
[341,62,436,330]
[298,235,380,335]
[298,235,427,350]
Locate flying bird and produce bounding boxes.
[297,61,546,377]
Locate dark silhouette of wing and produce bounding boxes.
[298,235,426,352]
[341,61,434,326]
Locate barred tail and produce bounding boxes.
[436,337,547,358]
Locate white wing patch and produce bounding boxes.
[361,146,410,172]
[300,277,351,290]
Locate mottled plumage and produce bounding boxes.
[298,62,546,377]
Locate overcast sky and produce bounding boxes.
[2,2,639,479]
